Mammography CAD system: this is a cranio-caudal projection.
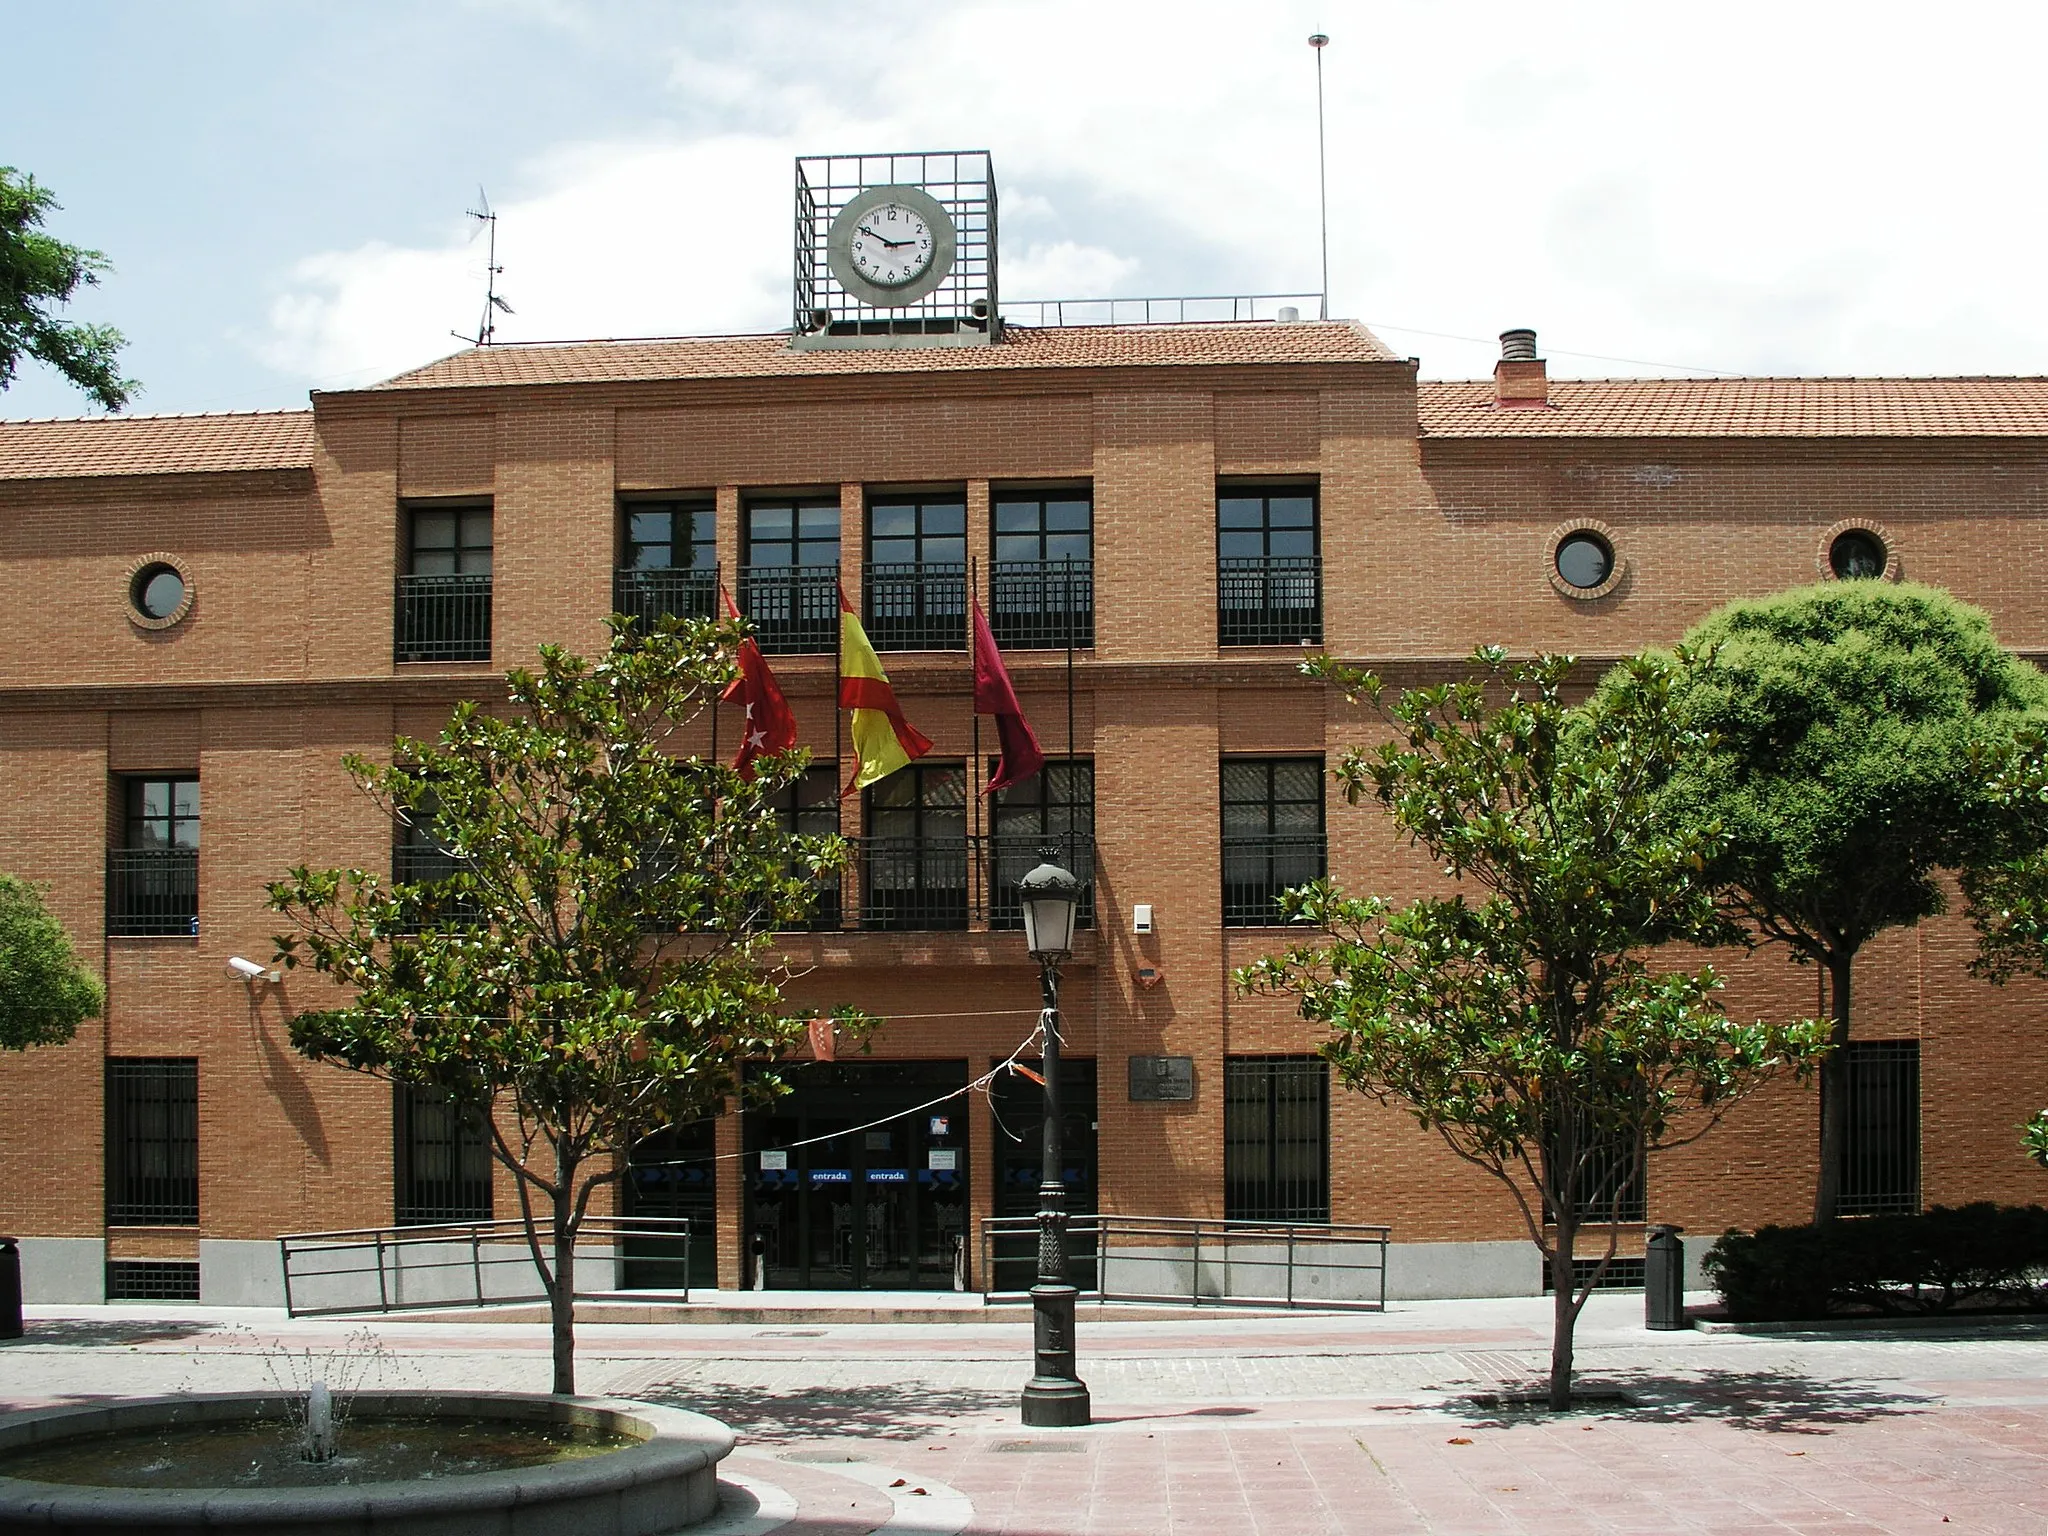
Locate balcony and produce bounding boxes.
[739,565,840,655]
[396,574,492,663]
[107,849,198,936]
[989,559,1094,650]
[864,562,967,652]
[613,567,717,630]
[1218,556,1322,647]
[1221,833,1327,927]
[769,836,1097,934]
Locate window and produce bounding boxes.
[866,492,967,651]
[1543,1112,1646,1224]
[991,489,1093,649]
[392,788,477,933]
[106,1260,201,1301]
[1225,1056,1329,1222]
[1830,529,1888,580]
[1218,484,1320,645]
[615,499,717,626]
[106,1058,198,1225]
[398,502,492,662]
[741,497,841,654]
[1221,758,1326,926]
[394,1085,493,1225]
[1837,1040,1919,1215]
[773,765,842,931]
[989,759,1094,929]
[1555,531,1614,590]
[862,762,968,929]
[108,776,199,936]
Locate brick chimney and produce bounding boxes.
[1494,327,1549,408]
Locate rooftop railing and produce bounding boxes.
[1004,293,1326,328]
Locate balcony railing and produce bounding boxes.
[396,574,492,663]
[1218,556,1322,647]
[986,832,1096,931]
[107,849,198,936]
[759,835,1098,934]
[1221,833,1327,927]
[739,565,841,655]
[989,558,1093,650]
[613,567,717,630]
[864,562,967,652]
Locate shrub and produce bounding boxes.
[1706,1204,2048,1321]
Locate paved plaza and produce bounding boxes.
[4,1293,2047,1533]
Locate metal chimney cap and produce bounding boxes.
[1499,328,1539,361]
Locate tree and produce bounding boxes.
[0,873,103,1050]
[1237,648,1828,1411]
[0,167,135,412]
[1642,582,2048,1222]
[269,618,852,1394]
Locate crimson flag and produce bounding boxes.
[972,597,1046,794]
[720,586,797,779]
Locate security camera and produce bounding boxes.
[227,956,280,984]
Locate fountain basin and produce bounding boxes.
[0,1391,733,1533]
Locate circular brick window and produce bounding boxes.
[1816,518,1899,583]
[1546,521,1624,601]
[126,553,194,630]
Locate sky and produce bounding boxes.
[5,0,2045,420]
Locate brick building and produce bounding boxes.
[4,155,2048,1304]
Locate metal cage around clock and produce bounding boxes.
[794,150,998,346]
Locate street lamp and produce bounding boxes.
[1016,849,1091,1427]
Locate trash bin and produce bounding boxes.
[1644,1223,1685,1330]
[0,1236,21,1340]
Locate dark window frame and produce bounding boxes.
[1217,481,1322,646]
[1837,1039,1920,1216]
[772,764,843,931]
[860,760,969,930]
[989,758,1095,930]
[405,500,494,577]
[1224,1055,1330,1223]
[105,1057,199,1226]
[1221,757,1328,927]
[619,496,717,572]
[740,495,842,655]
[124,776,199,851]
[394,1084,494,1226]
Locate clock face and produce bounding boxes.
[848,202,936,288]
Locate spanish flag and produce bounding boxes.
[838,586,931,794]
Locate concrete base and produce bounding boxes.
[1384,1240,1542,1300]
[17,1238,101,1304]
[199,1239,287,1307]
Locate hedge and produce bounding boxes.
[1704,1204,2048,1321]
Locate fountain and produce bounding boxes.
[0,1389,734,1533]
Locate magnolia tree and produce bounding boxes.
[1643,582,2048,1220]
[1237,648,1829,1411]
[0,872,103,1050]
[270,618,851,1394]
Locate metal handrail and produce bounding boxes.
[613,565,719,627]
[979,1213,1388,1311]
[278,1214,695,1317]
[796,834,1097,934]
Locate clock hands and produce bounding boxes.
[856,222,917,249]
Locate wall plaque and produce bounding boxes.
[1128,1054,1195,1102]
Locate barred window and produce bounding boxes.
[1543,1113,1646,1224]
[1838,1040,1920,1216]
[1224,1056,1329,1222]
[1221,758,1327,927]
[106,1058,198,1226]
[394,1085,493,1225]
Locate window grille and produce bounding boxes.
[106,1260,200,1301]
[1218,485,1321,646]
[1837,1040,1920,1216]
[1542,1110,1647,1225]
[614,500,717,627]
[1543,1256,1646,1293]
[105,1058,198,1225]
[989,760,1094,931]
[398,503,492,662]
[866,494,967,651]
[394,1085,493,1225]
[1221,759,1326,926]
[742,498,841,654]
[991,490,1092,649]
[1224,1056,1330,1222]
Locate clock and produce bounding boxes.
[826,184,957,308]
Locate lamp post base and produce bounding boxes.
[1021,1377,1093,1427]
[1021,1281,1091,1426]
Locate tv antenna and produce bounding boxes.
[453,188,513,347]
[1309,32,1330,320]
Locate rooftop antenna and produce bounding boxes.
[453,187,513,347]
[1308,32,1330,320]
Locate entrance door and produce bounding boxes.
[624,1118,717,1290]
[744,1061,968,1290]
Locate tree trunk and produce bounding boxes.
[1813,953,1853,1225]
[1548,1223,1577,1412]
[550,1153,580,1396]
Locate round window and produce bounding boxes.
[1554,531,1615,591]
[1829,529,1887,580]
[132,563,186,620]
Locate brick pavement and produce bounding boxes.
[3,1296,2046,1532]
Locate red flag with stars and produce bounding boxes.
[721,586,797,780]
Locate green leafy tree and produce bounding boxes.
[1238,648,1828,1411]
[269,618,852,1394]
[1641,582,2048,1222]
[1,167,135,411]
[0,873,103,1049]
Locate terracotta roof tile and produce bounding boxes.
[1418,377,2048,438]
[354,321,1402,393]
[0,411,315,481]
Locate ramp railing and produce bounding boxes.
[979,1214,1388,1310]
